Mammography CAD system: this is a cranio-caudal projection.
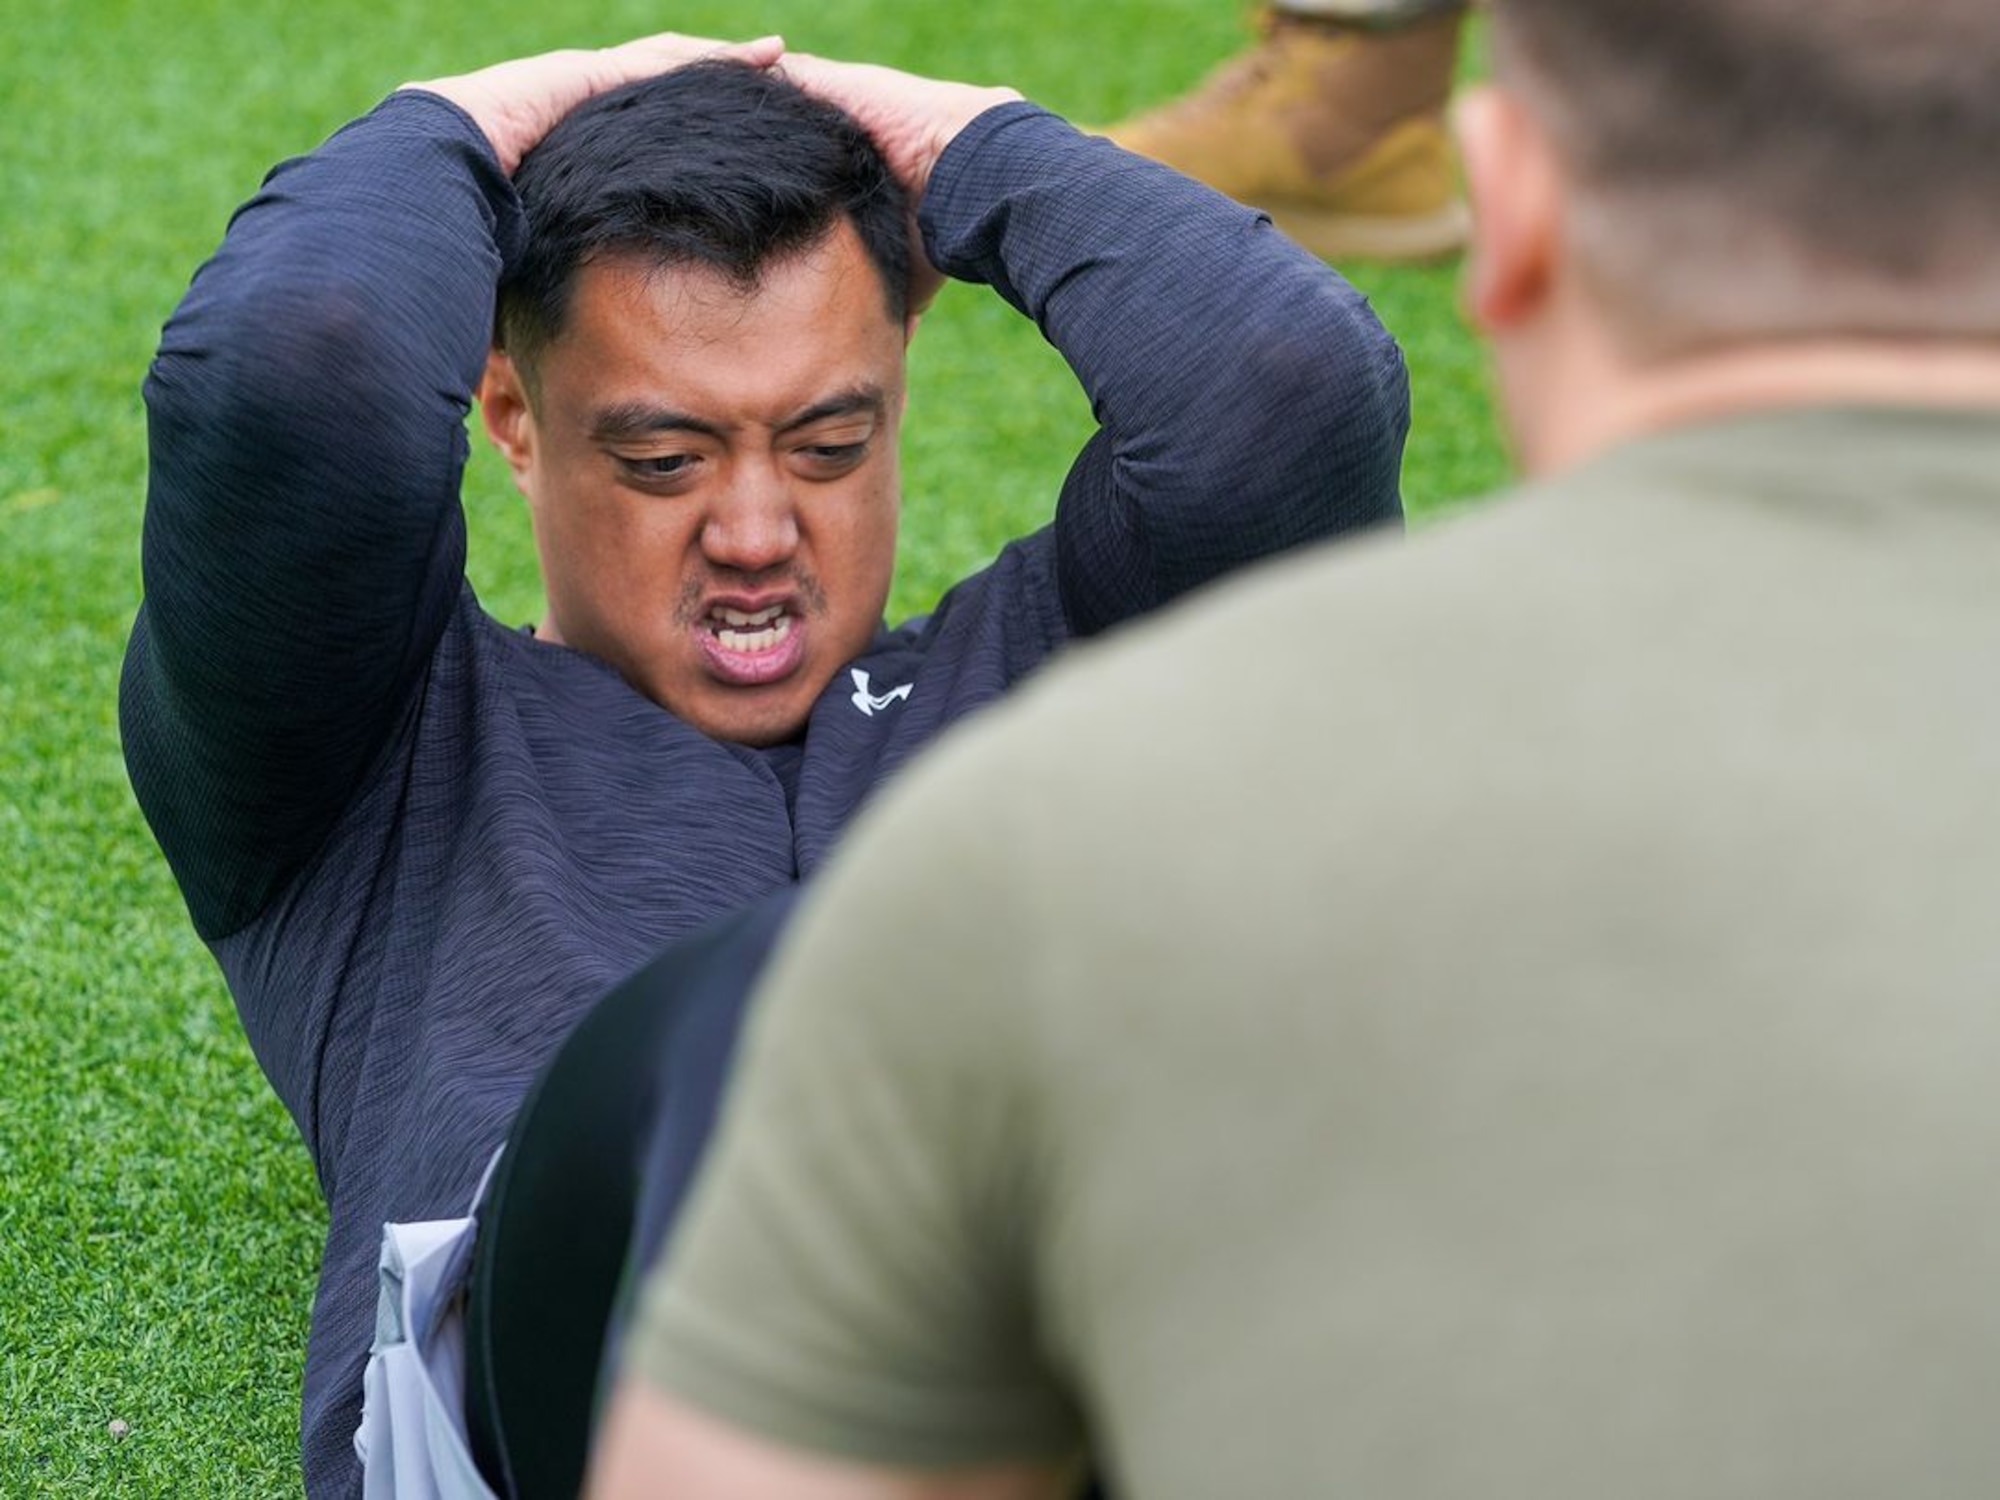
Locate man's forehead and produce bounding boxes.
[570,224,899,339]
[528,227,905,421]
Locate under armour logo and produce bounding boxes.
[850,667,913,718]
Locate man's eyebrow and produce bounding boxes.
[587,388,888,444]
[588,403,725,444]
[777,387,888,433]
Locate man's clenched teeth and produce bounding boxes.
[709,604,793,653]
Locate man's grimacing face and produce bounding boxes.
[482,220,908,746]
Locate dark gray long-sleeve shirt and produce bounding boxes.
[120,91,1407,1494]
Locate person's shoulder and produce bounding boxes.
[837,454,1684,867]
[978,409,1866,773]
[910,481,1548,771]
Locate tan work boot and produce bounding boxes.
[1103,8,1468,262]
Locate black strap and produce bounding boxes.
[464,888,799,1498]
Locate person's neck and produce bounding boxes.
[1533,338,2000,478]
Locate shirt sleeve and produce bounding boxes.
[119,90,521,940]
[626,760,1082,1470]
[919,103,1409,639]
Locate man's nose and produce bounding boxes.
[700,465,800,574]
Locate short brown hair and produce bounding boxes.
[1489,0,2000,355]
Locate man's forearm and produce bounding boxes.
[919,105,1409,634]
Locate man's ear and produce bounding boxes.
[478,348,537,485]
[1455,83,1565,335]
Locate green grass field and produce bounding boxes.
[0,2,1506,1491]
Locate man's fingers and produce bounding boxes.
[707,34,786,68]
[779,52,1021,201]
[588,32,784,92]
[409,32,788,173]
[595,32,785,88]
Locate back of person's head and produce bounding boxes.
[497,61,909,379]
[1488,0,2000,357]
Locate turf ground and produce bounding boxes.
[0,2,1505,1490]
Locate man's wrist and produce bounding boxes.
[905,88,1026,202]
[916,101,1057,268]
[382,87,507,167]
[392,80,534,173]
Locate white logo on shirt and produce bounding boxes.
[850,668,914,718]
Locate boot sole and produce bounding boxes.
[1255,197,1471,264]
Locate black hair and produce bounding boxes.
[498,61,909,371]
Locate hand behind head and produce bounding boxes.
[404,32,787,174]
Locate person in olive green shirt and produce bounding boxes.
[590,1,2000,1495]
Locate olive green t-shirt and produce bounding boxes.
[632,407,2000,1497]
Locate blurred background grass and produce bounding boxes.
[0,1,1506,1490]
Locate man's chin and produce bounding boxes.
[671,681,819,748]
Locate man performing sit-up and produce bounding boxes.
[120,31,1407,1497]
